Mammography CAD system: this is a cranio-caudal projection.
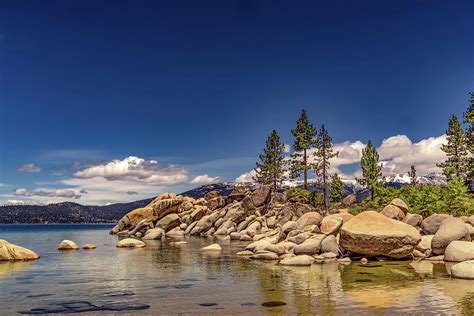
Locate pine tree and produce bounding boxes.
[290,109,317,190]
[329,173,344,204]
[313,124,338,206]
[437,115,469,181]
[357,140,383,201]
[253,130,287,191]
[463,92,474,183]
[408,165,417,186]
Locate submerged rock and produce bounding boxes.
[116,238,145,248]
[339,211,421,258]
[82,244,96,250]
[279,255,315,266]
[201,244,221,251]
[0,240,39,261]
[58,240,79,251]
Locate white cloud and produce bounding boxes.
[74,156,188,185]
[190,174,220,185]
[14,188,81,199]
[17,163,41,173]
[235,169,256,183]
[283,144,291,153]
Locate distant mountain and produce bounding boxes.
[0,174,446,224]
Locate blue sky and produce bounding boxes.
[0,1,473,205]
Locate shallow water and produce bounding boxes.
[1,224,473,315]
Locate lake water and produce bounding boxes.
[0,224,473,315]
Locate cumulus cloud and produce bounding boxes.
[235,169,257,183]
[190,174,220,185]
[17,163,41,173]
[74,156,188,185]
[14,188,81,199]
[126,191,138,195]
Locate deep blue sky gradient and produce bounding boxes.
[1,1,473,200]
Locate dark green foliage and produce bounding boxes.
[313,124,338,206]
[408,165,417,186]
[351,178,474,217]
[357,140,383,201]
[253,130,287,191]
[329,173,344,203]
[286,188,324,207]
[437,115,469,181]
[290,110,317,189]
[463,92,474,182]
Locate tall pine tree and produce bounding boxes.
[408,165,417,186]
[253,130,287,191]
[313,124,338,206]
[290,110,317,190]
[437,115,469,181]
[463,92,474,183]
[357,140,383,201]
[329,173,344,204]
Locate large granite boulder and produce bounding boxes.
[404,213,423,227]
[339,211,421,258]
[450,260,474,280]
[444,241,474,262]
[320,216,343,235]
[293,235,325,255]
[250,186,272,207]
[0,240,39,261]
[142,228,165,240]
[295,212,323,230]
[421,214,452,235]
[389,198,409,215]
[431,218,471,255]
[156,213,181,232]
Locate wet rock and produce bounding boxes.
[431,218,471,255]
[58,240,79,251]
[444,241,474,262]
[250,250,279,260]
[116,238,145,248]
[201,243,221,251]
[279,254,315,266]
[360,258,368,264]
[0,240,39,261]
[421,214,452,235]
[82,244,96,250]
[338,257,351,264]
[450,260,474,280]
[143,227,165,240]
[293,235,324,255]
[339,211,421,258]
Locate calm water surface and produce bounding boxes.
[0,224,473,315]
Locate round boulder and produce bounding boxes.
[295,212,323,231]
[421,214,452,235]
[279,255,315,266]
[431,218,471,255]
[380,205,405,221]
[82,244,96,250]
[339,211,421,258]
[58,240,79,251]
[389,198,409,215]
[116,238,146,248]
[444,241,474,262]
[450,260,474,280]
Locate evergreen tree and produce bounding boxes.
[253,130,287,191]
[437,115,469,181]
[313,124,338,206]
[463,92,474,182]
[329,173,344,204]
[357,140,383,201]
[408,165,417,186]
[290,109,317,189]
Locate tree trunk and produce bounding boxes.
[371,185,374,201]
[303,149,307,190]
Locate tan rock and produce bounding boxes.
[431,218,471,255]
[444,241,474,262]
[116,238,145,248]
[339,211,421,258]
[389,198,409,215]
[380,205,405,221]
[201,243,221,251]
[295,212,323,230]
[279,255,315,266]
[82,244,96,250]
[58,240,79,251]
[450,260,474,280]
[0,240,39,261]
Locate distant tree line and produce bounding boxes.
[253,91,474,212]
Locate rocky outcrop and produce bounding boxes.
[0,240,39,261]
[431,218,471,255]
[339,211,421,258]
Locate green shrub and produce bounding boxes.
[245,205,257,217]
[286,188,325,207]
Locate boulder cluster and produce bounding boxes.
[110,186,474,278]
